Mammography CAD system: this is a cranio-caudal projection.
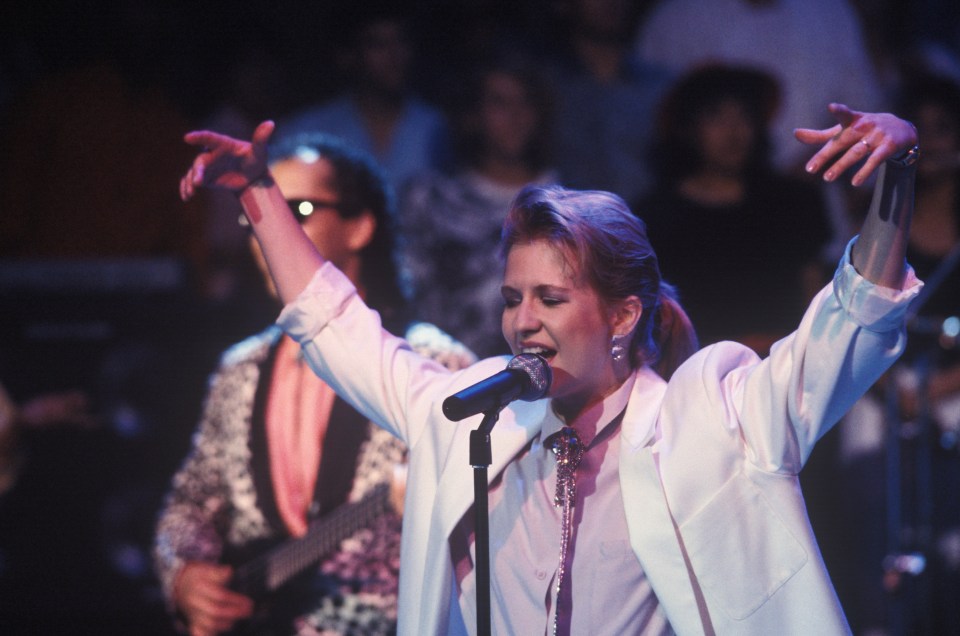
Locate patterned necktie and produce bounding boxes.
[548,426,584,635]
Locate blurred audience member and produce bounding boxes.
[635,64,831,353]
[635,0,886,262]
[0,382,95,497]
[410,1,544,109]
[829,71,960,636]
[896,73,960,429]
[280,5,450,197]
[399,54,558,358]
[542,0,672,203]
[635,0,885,172]
[0,377,126,633]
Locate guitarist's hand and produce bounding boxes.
[174,562,254,636]
[390,463,408,517]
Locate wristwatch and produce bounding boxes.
[887,144,921,168]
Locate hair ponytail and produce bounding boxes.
[649,283,698,380]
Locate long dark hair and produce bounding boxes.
[650,64,779,187]
[269,132,408,326]
[500,185,698,378]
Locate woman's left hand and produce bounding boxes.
[794,103,918,186]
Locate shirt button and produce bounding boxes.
[535,570,547,580]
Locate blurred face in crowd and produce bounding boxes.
[501,239,631,418]
[357,18,412,96]
[915,101,960,179]
[570,0,634,42]
[250,157,373,297]
[479,71,541,164]
[696,97,756,176]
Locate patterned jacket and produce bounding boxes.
[153,322,474,635]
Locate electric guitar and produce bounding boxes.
[230,482,391,597]
[226,483,392,634]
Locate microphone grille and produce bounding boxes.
[507,353,552,401]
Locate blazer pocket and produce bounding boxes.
[679,474,808,620]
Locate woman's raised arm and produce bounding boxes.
[179,120,326,303]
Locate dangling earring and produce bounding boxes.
[611,334,627,362]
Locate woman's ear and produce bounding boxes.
[345,210,377,252]
[611,295,643,338]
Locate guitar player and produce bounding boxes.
[153,132,474,636]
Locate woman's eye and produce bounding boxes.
[503,297,520,308]
[542,297,563,307]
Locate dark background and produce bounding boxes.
[0,1,957,634]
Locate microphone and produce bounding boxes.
[442,353,552,421]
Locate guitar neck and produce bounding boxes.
[231,483,391,597]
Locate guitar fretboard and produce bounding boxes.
[231,483,391,597]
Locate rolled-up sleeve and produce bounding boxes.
[734,237,922,473]
[833,239,921,331]
[278,262,360,344]
[277,263,458,448]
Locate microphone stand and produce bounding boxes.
[445,353,550,635]
[470,410,498,636]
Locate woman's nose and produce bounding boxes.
[512,300,542,334]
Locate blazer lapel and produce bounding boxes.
[620,370,714,634]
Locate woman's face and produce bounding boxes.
[501,239,621,417]
[479,71,540,163]
[696,97,756,175]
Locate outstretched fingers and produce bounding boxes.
[795,122,843,171]
[179,131,227,201]
[178,123,276,200]
[179,155,211,202]
[249,120,275,176]
[183,129,237,149]
[251,120,275,148]
[795,103,918,186]
[179,161,199,201]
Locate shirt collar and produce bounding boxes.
[541,370,638,450]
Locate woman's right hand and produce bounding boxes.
[179,120,275,202]
[174,561,254,636]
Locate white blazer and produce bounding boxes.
[279,243,921,635]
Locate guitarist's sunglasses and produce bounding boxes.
[238,199,342,231]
